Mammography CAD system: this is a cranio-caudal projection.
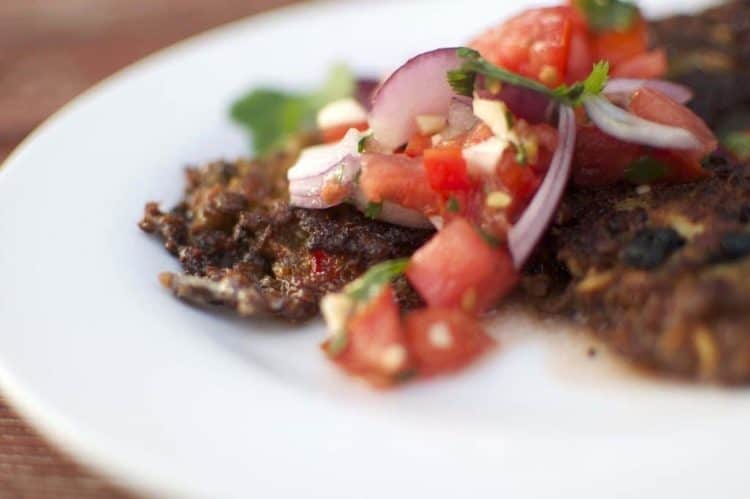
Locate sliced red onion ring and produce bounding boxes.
[287,128,363,208]
[476,78,554,124]
[604,78,693,104]
[356,78,380,110]
[352,191,434,229]
[584,95,702,151]
[369,47,461,150]
[508,106,576,269]
[441,96,477,139]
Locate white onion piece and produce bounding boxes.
[604,78,693,104]
[508,106,576,269]
[442,96,476,139]
[584,95,702,151]
[369,48,461,150]
[353,191,434,229]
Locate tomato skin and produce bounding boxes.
[359,153,442,214]
[628,87,717,158]
[423,147,473,192]
[572,124,643,186]
[321,122,368,143]
[325,286,412,387]
[611,49,667,79]
[406,218,518,312]
[592,17,647,67]
[405,133,433,158]
[470,7,577,87]
[497,152,541,220]
[404,308,494,376]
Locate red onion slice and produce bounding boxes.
[369,48,461,150]
[352,191,433,229]
[476,79,554,124]
[584,95,702,151]
[508,106,576,269]
[604,78,693,104]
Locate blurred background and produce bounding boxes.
[0,1,300,496]
[0,0,303,164]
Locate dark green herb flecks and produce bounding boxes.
[230,64,355,155]
[447,196,460,213]
[345,259,410,303]
[723,131,750,161]
[364,201,383,219]
[624,156,669,184]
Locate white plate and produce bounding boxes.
[0,0,741,497]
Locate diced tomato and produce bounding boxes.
[649,149,709,184]
[321,122,369,143]
[611,49,667,79]
[311,249,331,274]
[406,218,518,313]
[423,147,473,192]
[405,132,433,158]
[497,151,541,219]
[572,124,642,186]
[514,121,559,172]
[464,123,494,147]
[359,153,442,214]
[324,285,412,387]
[592,17,647,67]
[628,87,717,158]
[470,7,579,87]
[566,27,595,83]
[404,308,495,376]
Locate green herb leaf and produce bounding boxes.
[478,228,501,248]
[448,48,609,107]
[515,143,528,165]
[624,156,669,184]
[358,133,373,153]
[230,64,355,155]
[346,258,410,303]
[364,201,383,219]
[447,196,460,213]
[573,0,639,32]
[723,131,750,161]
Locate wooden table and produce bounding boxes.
[0,1,300,496]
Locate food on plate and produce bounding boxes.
[141,0,750,387]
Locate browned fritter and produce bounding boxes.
[139,141,431,321]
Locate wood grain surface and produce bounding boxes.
[0,1,300,497]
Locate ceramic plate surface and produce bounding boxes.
[0,1,739,497]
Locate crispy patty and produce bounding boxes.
[141,1,750,382]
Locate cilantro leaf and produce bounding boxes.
[573,0,639,32]
[723,131,750,161]
[230,64,355,155]
[364,201,383,219]
[346,258,409,303]
[447,48,609,107]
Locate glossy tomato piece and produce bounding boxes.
[572,124,642,186]
[497,151,541,220]
[359,152,442,214]
[321,122,368,143]
[326,285,411,387]
[611,49,667,79]
[592,17,648,67]
[406,218,518,313]
[470,7,579,87]
[404,307,495,376]
[628,87,717,157]
[423,147,473,192]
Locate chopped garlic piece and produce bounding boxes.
[316,97,368,130]
[416,114,447,135]
[486,191,512,209]
[472,98,511,138]
[428,322,454,349]
[320,292,355,338]
[462,137,508,175]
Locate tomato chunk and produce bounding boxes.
[611,49,667,79]
[324,286,411,386]
[406,218,518,312]
[470,7,578,87]
[628,87,717,158]
[592,17,648,67]
[572,124,642,186]
[404,308,494,376]
[321,122,368,143]
[359,153,442,214]
[423,147,473,192]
